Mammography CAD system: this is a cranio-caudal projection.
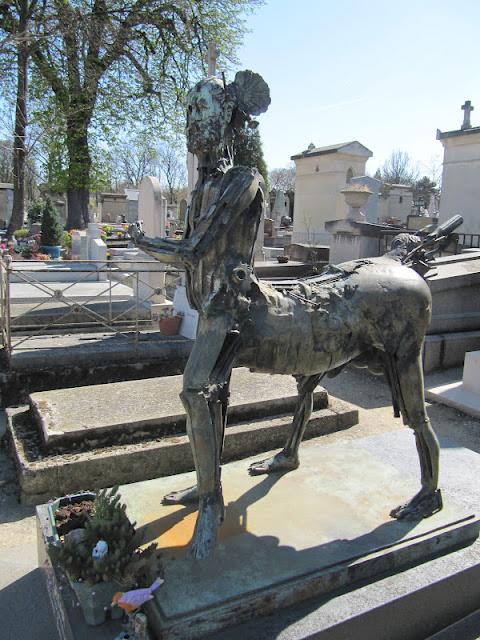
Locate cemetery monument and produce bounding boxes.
[132,70,463,560]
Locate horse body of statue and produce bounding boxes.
[133,70,460,559]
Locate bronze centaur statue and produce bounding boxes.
[133,70,461,559]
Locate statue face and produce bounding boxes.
[186,77,233,157]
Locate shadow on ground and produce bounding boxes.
[0,569,57,640]
[322,367,392,410]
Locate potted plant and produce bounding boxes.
[40,199,64,258]
[159,311,183,336]
[48,487,160,626]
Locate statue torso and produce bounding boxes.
[185,166,264,315]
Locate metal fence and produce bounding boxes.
[457,234,480,250]
[0,257,181,358]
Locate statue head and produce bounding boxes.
[186,70,270,165]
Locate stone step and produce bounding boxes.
[7,396,358,505]
[28,368,328,451]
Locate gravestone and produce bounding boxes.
[179,199,188,225]
[138,176,166,239]
[86,223,106,260]
[70,230,82,259]
[272,190,290,225]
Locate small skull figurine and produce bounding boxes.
[92,539,109,560]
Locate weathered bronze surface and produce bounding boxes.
[133,71,460,560]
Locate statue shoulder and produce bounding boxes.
[222,165,265,194]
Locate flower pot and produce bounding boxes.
[159,315,182,336]
[46,491,130,626]
[41,244,62,259]
[47,492,96,544]
[71,579,124,626]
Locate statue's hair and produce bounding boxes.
[229,70,271,117]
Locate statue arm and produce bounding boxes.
[130,231,194,268]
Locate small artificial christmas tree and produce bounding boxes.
[40,198,63,247]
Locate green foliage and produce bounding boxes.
[413,176,438,210]
[40,199,63,246]
[233,127,269,192]
[2,0,264,228]
[28,198,46,224]
[13,228,28,239]
[62,231,72,249]
[49,487,159,587]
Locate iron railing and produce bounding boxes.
[457,234,480,250]
[0,257,181,359]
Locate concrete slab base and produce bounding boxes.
[112,434,480,640]
[35,430,480,640]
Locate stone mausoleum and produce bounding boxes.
[437,100,480,235]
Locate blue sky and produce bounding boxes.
[231,0,480,178]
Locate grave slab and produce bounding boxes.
[9,396,357,504]
[426,381,480,418]
[426,350,480,417]
[30,368,328,448]
[114,434,479,640]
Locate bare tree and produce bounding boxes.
[1,0,38,233]
[378,150,419,186]
[156,144,187,204]
[269,163,295,192]
[112,135,157,188]
[0,140,14,183]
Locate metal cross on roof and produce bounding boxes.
[461,100,474,130]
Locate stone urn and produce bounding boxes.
[341,184,372,221]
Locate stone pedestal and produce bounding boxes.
[35,430,480,639]
[115,433,479,640]
[325,218,382,264]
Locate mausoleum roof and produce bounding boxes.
[291,141,372,160]
[436,126,480,140]
[0,183,13,190]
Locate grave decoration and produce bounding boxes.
[40,198,64,258]
[132,67,463,562]
[48,486,161,626]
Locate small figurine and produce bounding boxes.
[91,539,108,560]
[111,577,164,613]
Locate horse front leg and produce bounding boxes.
[249,373,323,476]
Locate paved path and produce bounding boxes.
[1,366,480,639]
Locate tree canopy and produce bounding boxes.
[1,0,263,228]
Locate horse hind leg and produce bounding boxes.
[386,353,442,520]
[249,373,323,476]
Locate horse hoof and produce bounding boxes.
[390,489,442,521]
[162,485,199,505]
[248,452,299,476]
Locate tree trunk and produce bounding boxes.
[66,118,91,230]
[8,1,29,236]
[67,188,90,229]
